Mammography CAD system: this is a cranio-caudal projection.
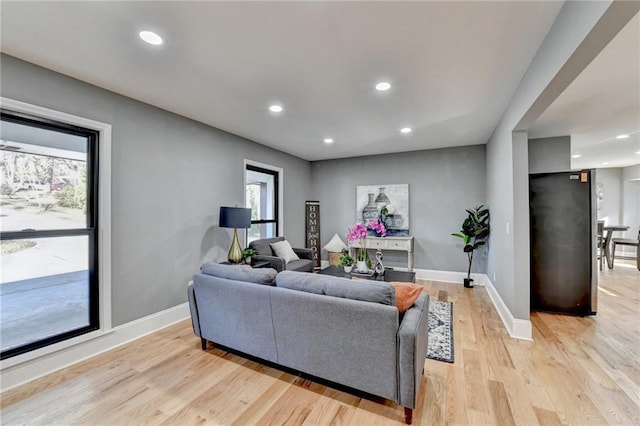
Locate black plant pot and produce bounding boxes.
[464,278,474,288]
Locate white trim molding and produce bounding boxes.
[410,267,532,341]
[323,264,532,340]
[0,303,190,392]
[411,268,487,285]
[0,97,114,363]
[484,276,533,341]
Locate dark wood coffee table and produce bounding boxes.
[317,265,416,283]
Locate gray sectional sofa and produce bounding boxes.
[187,263,429,424]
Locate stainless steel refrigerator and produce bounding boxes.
[530,170,598,315]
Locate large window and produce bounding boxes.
[0,110,99,359]
[245,163,280,243]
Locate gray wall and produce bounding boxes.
[528,136,571,174]
[621,165,639,255]
[596,165,640,256]
[486,1,617,321]
[596,168,623,225]
[1,54,312,326]
[310,145,487,273]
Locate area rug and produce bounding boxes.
[427,300,454,363]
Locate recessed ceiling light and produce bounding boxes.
[269,105,283,113]
[602,162,610,165]
[616,134,629,139]
[572,154,581,158]
[139,30,163,45]
[400,127,412,134]
[323,138,334,144]
[375,82,391,91]
[636,151,640,154]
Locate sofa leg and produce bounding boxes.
[201,338,207,350]
[404,407,413,424]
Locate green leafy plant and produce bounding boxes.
[338,252,354,267]
[451,205,490,285]
[243,248,256,258]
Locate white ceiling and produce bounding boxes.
[0,1,565,161]
[529,14,640,170]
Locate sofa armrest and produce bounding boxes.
[293,247,313,260]
[397,292,430,409]
[252,254,286,272]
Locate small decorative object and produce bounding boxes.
[346,222,369,272]
[338,251,354,273]
[324,233,348,266]
[346,220,388,272]
[374,249,385,275]
[451,205,490,288]
[219,206,252,264]
[243,248,256,265]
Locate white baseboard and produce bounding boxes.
[483,277,533,341]
[410,268,531,340]
[0,303,190,392]
[405,267,532,340]
[411,268,486,285]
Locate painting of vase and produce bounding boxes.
[356,184,409,236]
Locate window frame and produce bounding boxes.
[0,97,112,369]
[244,160,284,239]
[0,110,99,360]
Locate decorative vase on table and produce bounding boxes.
[356,248,368,272]
[347,220,388,274]
[347,222,369,272]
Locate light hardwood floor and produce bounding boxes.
[1,261,639,425]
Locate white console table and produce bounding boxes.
[349,236,415,271]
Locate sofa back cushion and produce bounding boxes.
[276,270,396,306]
[249,236,285,256]
[200,262,277,286]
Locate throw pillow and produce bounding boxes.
[270,240,300,264]
[351,277,422,313]
[390,282,423,313]
[323,233,348,253]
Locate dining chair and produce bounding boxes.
[611,229,640,271]
[596,220,604,271]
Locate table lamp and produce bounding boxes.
[219,206,252,264]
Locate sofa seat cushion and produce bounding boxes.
[276,270,396,306]
[286,259,314,272]
[200,262,277,286]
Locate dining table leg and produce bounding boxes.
[603,230,615,269]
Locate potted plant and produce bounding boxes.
[451,205,490,288]
[243,248,256,265]
[338,251,355,273]
[346,220,387,272]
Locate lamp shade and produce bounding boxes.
[219,207,251,229]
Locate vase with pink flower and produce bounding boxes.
[346,220,387,273]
